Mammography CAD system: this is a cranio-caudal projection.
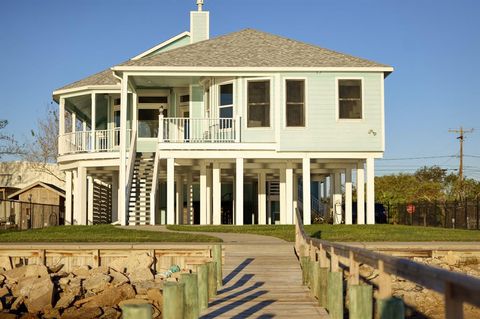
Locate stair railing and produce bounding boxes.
[150,150,161,226]
[125,129,137,220]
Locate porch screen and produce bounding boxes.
[138,109,160,138]
[247,80,270,127]
[286,80,305,127]
[338,79,362,119]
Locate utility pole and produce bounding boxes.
[449,127,474,181]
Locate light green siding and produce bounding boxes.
[277,72,384,152]
[191,86,204,118]
[153,35,190,55]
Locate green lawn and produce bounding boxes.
[167,224,480,242]
[0,225,221,243]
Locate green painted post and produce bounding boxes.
[212,244,223,289]
[207,261,217,299]
[311,261,320,299]
[348,285,373,319]
[308,258,315,289]
[327,271,344,319]
[163,282,185,319]
[318,267,329,307]
[197,264,209,311]
[120,304,152,319]
[377,297,405,319]
[300,256,309,285]
[180,273,200,319]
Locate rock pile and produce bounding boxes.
[0,253,188,318]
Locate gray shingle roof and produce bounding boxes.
[55,28,391,93]
[121,29,390,68]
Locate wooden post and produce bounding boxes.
[93,249,100,267]
[196,264,209,311]
[311,261,320,299]
[212,245,223,289]
[377,260,405,319]
[121,304,152,319]
[163,282,185,319]
[348,285,372,319]
[327,271,344,319]
[180,273,199,319]
[445,282,463,319]
[318,267,329,307]
[301,256,309,285]
[319,244,329,269]
[330,247,339,272]
[349,251,359,286]
[39,249,45,265]
[207,261,217,299]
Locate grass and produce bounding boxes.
[167,224,480,242]
[0,225,221,243]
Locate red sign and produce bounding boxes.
[406,204,416,214]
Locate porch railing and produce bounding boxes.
[159,117,240,143]
[58,128,130,155]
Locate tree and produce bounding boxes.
[0,120,21,159]
[23,104,64,182]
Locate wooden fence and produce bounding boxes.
[295,209,480,319]
[0,244,224,273]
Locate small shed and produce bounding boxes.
[8,182,65,229]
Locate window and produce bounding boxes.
[286,80,305,127]
[247,80,270,127]
[338,79,362,119]
[219,83,233,128]
[138,96,168,104]
[138,109,160,138]
[180,95,190,103]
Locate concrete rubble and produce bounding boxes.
[0,252,189,318]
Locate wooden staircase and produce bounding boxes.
[128,152,154,225]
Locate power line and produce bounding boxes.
[380,155,457,161]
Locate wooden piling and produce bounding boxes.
[207,261,217,299]
[318,267,329,307]
[196,263,209,311]
[180,273,199,319]
[377,297,405,319]
[327,271,344,319]
[348,284,373,319]
[308,258,315,289]
[212,244,223,289]
[120,303,152,319]
[301,256,309,285]
[163,281,185,319]
[312,261,320,299]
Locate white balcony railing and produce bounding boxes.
[58,128,130,155]
[160,117,240,143]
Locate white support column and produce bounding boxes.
[293,174,298,222]
[258,172,266,225]
[65,171,72,225]
[302,157,311,225]
[75,166,87,225]
[186,173,193,225]
[235,158,244,225]
[167,158,175,225]
[206,165,212,224]
[111,172,119,223]
[176,175,184,225]
[118,74,128,226]
[333,172,343,225]
[59,98,65,155]
[357,161,365,225]
[200,161,207,225]
[212,162,221,225]
[366,157,375,225]
[329,173,335,216]
[322,179,327,201]
[345,168,353,225]
[71,112,76,133]
[87,176,94,225]
[90,93,96,151]
[279,166,286,224]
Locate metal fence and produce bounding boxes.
[0,199,64,230]
[390,199,480,229]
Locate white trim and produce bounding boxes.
[380,74,385,152]
[53,86,120,97]
[112,66,394,72]
[283,77,308,129]
[217,80,235,119]
[156,150,384,159]
[244,77,274,129]
[335,77,365,122]
[131,31,191,60]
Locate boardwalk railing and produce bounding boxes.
[295,209,480,319]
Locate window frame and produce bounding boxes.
[284,77,307,129]
[246,78,273,129]
[218,81,235,119]
[336,77,364,122]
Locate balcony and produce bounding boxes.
[160,117,240,143]
[58,128,129,155]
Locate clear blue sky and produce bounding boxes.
[1,0,480,178]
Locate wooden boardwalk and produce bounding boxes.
[200,236,328,318]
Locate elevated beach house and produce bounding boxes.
[53,1,393,226]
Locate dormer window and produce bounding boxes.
[338,79,362,119]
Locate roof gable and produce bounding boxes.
[121,29,390,68]
[8,181,65,200]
